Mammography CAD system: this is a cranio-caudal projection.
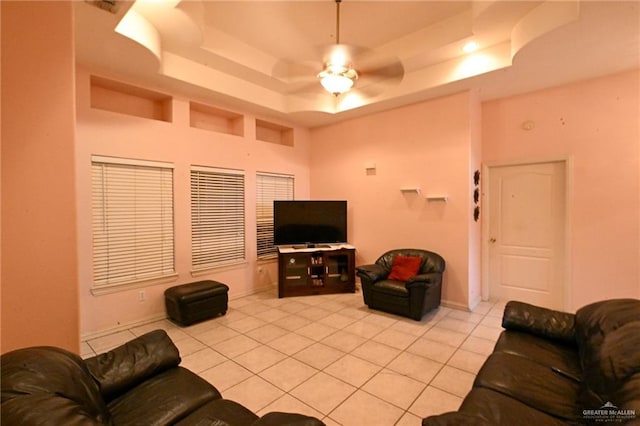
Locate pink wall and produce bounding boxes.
[482,70,640,309]
[75,67,313,338]
[1,2,79,353]
[309,92,482,310]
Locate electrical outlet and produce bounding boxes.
[138,291,145,302]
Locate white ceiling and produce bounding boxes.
[75,0,640,128]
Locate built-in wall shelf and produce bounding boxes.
[400,187,421,194]
[426,196,449,202]
[189,102,244,136]
[90,76,172,122]
[255,119,294,146]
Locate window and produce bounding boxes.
[91,156,175,289]
[256,173,294,259]
[191,166,245,270]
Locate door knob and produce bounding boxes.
[489,238,496,243]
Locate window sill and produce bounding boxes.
[91,274,178,296]
[191,261,248,277]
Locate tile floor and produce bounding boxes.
[82,290,506,426]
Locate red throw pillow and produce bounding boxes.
[388,255,422,281]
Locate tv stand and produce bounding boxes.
[277,245,355,298]
[293,243,332,249]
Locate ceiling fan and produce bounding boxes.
[274,0,404,97]
[317,0,358,95]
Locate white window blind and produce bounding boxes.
[92,158,175,288]
[256,173,294,259]
[191,166,245,270]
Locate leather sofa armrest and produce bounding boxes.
[422,412,491,425]
[253,412,325,426]
[406,272,441,288]
[356,264,387,283]
[502,301,576,344]
[85,329,181,401]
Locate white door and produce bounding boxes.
[487,161,566,309]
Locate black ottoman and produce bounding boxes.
[164,280,229,326]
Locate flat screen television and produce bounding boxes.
[274,200,347,247]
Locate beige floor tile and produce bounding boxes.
[272,314,312,331]
[236,301,273,315]
[436,317,479,334]
[244,323,289,344]
[460,335,497,356]
[342,319,386,339]
[423,325,468,347]
[324,354,381,387]
[351,340,401,366]
[360,312,399,328]
[225,316,268,333]
[396,411,423,426]
[386,352,443,384]
[196,325,240,346]
[409,385,462,418]
[199,360,253,391]
[406,336,457,363]
[293,342,346,370]
[173,336,207,357]
[259,357,318,391]
[298,306,333,321]
[362,369,426,409]
[446,309,485,324]
[339,306,371,320]
[321,330,367,352]
[289,372,356,415]
[329,389,405,426]
[213,309,248,326]
[318,312,357,329]
[87,330,136,354]
[470,324,503,342]
[253,308,291,323]
[430,365,476,398]
[447,348,489,374]
[479,314,504,329]
[180,347,227,373]
[317,300,347,313]
[278,300,310,314]
[267,332,314,355]
[182,318,221,336]
[214,334,262,358]
[233,344,288,373]
[388,318,434,336]
[371,328,417,350]
[223,375,284,413]
[295,322,339,341]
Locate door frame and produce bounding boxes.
[481,157,574,311]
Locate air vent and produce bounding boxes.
[85,0,118,14]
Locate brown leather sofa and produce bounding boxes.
[423,298,640,426]
[1,329,325,426]
[356,248,445,320]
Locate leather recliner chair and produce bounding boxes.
[356,248,445,320]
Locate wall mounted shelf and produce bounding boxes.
[400,187,421,195]
[426,196,449,202]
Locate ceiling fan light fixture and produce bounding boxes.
[318,65,358,95]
